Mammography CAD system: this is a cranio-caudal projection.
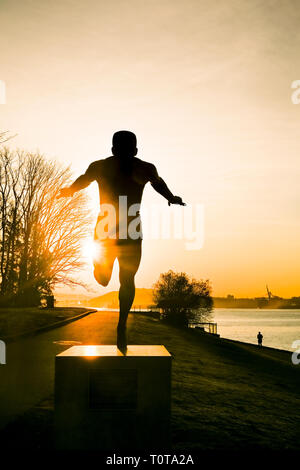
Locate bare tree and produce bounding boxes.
[0,148,91,306]
[0,131,16,145]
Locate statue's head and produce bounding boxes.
[112,130,137,158]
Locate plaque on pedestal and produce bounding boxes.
[55,345,172,450]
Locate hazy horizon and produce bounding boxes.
[54,286,300,300]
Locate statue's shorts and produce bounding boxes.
[92,238,142,285]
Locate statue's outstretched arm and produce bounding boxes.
[149,164,186,206]
[57,162,97,198]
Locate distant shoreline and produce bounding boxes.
[213,298,300,309]
[213,305,300,310]
[56,288,300,311]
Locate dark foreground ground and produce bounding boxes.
[0,307,92,340]
[1,313,300,450]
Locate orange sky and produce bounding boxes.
[1,0,300,297]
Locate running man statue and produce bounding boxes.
[58,130,185,352]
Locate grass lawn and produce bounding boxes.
[129,314,300,450]
[1,313,300,450]
[0,307,92,341]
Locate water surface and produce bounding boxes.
[212,308,300,351]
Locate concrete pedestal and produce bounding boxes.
[55,345,172,450]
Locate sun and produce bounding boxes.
[81,239,102,261]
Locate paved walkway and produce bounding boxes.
[0,310,131,429]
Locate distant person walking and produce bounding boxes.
[257,331,263,347]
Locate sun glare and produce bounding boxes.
[83,346,98,357]
[82,239,102,261]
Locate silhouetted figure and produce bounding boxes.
[58,130,185,353]
[257,331,263,347]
